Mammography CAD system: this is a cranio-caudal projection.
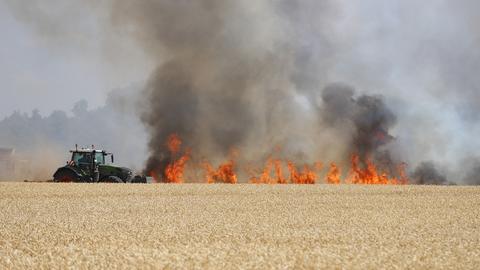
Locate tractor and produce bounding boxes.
[53,145,146,183]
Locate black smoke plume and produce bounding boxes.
[125,1,291,179]
[320,83,397,170]
[411,162,449,185]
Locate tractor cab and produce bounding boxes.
[70,149,113,166]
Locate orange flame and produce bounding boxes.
[396,162,409,185]
[167,133,182,154]
[204,159,237,184]
[165,150,190,183]
[287,161,317,184]
[164,134,190,183]
[151,133,410,185]
[326,163,341,184]
[248,159,272,184]
[274,159,287,184]
[346,154,408,185]
[249,159,287,184]
[149,170,160,183]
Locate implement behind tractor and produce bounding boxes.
[53,145,146,183]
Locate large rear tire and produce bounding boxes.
[53,169,79,182]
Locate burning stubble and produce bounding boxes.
[110,1,382,181]
[109,1,440,183]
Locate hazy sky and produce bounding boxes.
[0,1,151,118]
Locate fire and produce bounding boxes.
[274,159,287,184]
[346,154,408,185]
[326,163,341,184]
[151,134,409,185]
[248,159,272,184]
[165,150,190,183]
[396,162,409,185]
[167,133,182,154]
[249,158,287,184]
[204,159,237,184]
[287,161,317,184]
[150,170,160,183]
[164,133,190,183]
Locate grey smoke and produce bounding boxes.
[113,1,294,177]
[411,162,449,185]
[461,158,480,185]
[320,83,396,159]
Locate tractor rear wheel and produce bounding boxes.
[54,170,78,182]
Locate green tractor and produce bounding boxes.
[53,145,146,183]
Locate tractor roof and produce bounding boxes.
[69,149,106,153]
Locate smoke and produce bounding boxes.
[109,1,296,176]
[460,157,480,185]
[319,83,396,164]
[411,162,449,185]
[114,1,402,180]
[5,0,480,184]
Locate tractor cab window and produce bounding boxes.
[94,152,105,165]
[73,152,92,165]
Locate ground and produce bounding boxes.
[0,183,479,269]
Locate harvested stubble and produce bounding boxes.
[0,183,479,269]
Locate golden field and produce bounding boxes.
[0,183,479,269]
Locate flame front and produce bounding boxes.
[152,134,409,185]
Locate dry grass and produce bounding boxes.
[0,183,479,269]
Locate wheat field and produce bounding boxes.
[0,183,479,269]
